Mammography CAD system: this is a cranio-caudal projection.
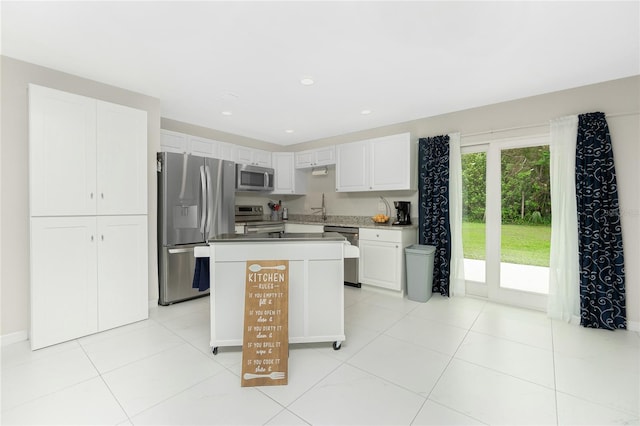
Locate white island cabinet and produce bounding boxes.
[203,234,347,353]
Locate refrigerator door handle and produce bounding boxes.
[199,165,207,234]
[205,165,213,236]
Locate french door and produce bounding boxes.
[462,136,550,310]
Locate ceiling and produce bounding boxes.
[2,1,639,146]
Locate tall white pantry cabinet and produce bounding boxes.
[28,84,148,350]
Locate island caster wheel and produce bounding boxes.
[212,347,218,355]
[333,341,342,350]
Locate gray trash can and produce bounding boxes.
[405,244,436,302]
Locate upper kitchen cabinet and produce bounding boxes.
[234,146,272,167]
[335,133,413,192]
[96,101,148,215]
[160,130,236,160]
[271,152,307,195]
[295,146,335,169]
[29,85,147,216]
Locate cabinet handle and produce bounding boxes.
[90,235,94,242]
[101,193,104,199]
[90,192,94,199]
[101,235,104,241]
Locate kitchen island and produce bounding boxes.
[197,232,352,354]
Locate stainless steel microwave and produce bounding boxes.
[235,164,275,191]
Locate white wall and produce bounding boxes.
[1,56,162,340]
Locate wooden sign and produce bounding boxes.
[241,260,289,387]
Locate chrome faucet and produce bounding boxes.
[311,193,327,221]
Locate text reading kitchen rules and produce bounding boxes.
[241,260,289,387]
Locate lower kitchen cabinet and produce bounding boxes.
[30,215,148,349]
[358,227,416,293]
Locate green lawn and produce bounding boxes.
[462,222,551,267]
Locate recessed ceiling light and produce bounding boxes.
[300,77,314,86]
[221,111,233,116]
[285,129,294,134]
[361,109,372,115]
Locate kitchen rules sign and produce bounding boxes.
[241,260,289,387]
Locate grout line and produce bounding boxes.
[550,319,560,425]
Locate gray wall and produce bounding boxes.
[1,56,162,339]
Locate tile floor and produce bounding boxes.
[2,287,639,425]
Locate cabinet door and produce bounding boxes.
[252,149,272,167]
[96,101,147,215]
[218,142,235,161]
[160,130,188,154]
[335,141,370,192]
[188,136,219,158]
[359,240,402,291]
[370,133,412,190]
[30,217,98,349]
[294,150,315,168]
[234,146,253,164]
[314,146,336,166]
[29,84,97,216]
[97,215,148,331]
[272,152,307,194]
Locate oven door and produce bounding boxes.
[236,164,275,191]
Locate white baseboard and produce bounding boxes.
[1,330,28,347]
[628,320,640,332]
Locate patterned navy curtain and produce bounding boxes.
[418,136,451,296]
[575,112,626,329]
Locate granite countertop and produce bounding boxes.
[284,214,418,230]
[209,231,347,242]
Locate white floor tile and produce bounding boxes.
[385,314,468,356]
[556,391,640,425]
[1,377,127,425]
[430,359,557,425]
[3,293,639,425]
[348,334,450,396]
[344,300,406,333]
[1,346,98,411]
[471,308,553,350]
[288,363,425,425]
[80,322,184,373]
[130,370,283,425]
[265,409,311,425]
[410,295,485,330]
[102,343,223,416]
[554,348,640,415]
[1,339,80,370]
[412,400,486,425]
[242,347,342,406]
[160,308,211,344]
[455,331,555,388]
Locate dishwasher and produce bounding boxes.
[324,225,360,287]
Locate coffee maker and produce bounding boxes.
[393,201,411,225]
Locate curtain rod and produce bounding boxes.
[460,111,639,139]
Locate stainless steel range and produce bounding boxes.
[235,205,285,234]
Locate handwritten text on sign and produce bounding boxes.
[241,260,288,387]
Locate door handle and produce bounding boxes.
[168,247,195,254]
[199,165,207,234]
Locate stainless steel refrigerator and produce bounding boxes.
[157,152,235,305]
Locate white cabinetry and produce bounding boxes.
[295,146,335,169]
[335,133,413,192]
[160,130,233,160]
[272,152,307,195]
[359,227,416,293]
[28,85,148,350]
[235,146,272,167]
